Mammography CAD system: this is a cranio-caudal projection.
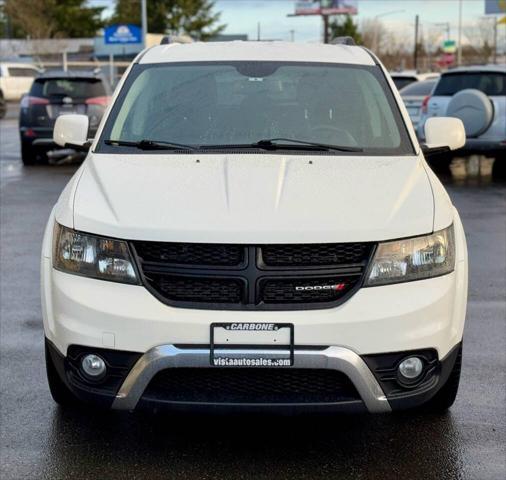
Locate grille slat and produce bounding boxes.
[261,243,371,267]
[142,368,359,404]
[132,242,374,310]
[133,241,244,266]
[148,275,244,304]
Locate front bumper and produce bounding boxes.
[42,265,467,360]
[47,339,462,413]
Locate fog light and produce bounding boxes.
[81,354,106,379]
[398,357,423,380]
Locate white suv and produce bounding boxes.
[42,41,468,414]
[0,62,41,101]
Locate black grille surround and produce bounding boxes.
[131,242,375,311]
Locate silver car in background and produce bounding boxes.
[390,71,440,91]
[400,79,437,130]
[418,65,506,157]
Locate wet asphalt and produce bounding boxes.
[0,114,505,480]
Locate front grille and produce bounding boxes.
[261,243,370,267]
[131,242,374,310]
[142,368,359,404]
[133,241,244,266]
[148,275,244,304]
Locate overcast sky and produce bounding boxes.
[91,0,505,47]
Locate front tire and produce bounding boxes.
[422,344,462,413]
[45,342,79,407]
[21,142,39,165]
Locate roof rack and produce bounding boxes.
[331,36,356,46]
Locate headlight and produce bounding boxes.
[53,223,138,284]
[365,225,455,286]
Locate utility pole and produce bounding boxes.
[141,0,148,48]
[414,15,419,71]
[289,29,295,42]
[493,20,498,64]
[257,22,261,41]
[457,0,463,65]
[323,14,330,43]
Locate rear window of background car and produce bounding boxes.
[30,78,105,99]
[7,67,38,77]
[434,72,506,96]
[400,80,436,96]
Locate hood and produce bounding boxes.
[71,153,434,243]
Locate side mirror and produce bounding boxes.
[53,114,91,151]
[422,117,466,156]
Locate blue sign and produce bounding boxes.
[485,0,506,15]
[105,24,142,44]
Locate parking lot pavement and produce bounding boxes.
[1,116,505,480]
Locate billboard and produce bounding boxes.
[294,0,358,16]
[321,0,358,14]
[295,1,321,15]
[485,0,506,15]
[104,24,142,44]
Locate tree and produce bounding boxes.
[111,0,226,40]
[3,0,104,39]
[329,14,362,44]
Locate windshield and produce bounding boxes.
[433,72,506,96]
[98,62,413,155]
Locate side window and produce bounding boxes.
[7,67,38,77]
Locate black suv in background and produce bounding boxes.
[19,70,111,165]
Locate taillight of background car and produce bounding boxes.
[20,96,49,108]
[421,95,430,115]
[85,96,111,107]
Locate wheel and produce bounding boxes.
[21,142,40,165]
[45,342,79,407]
[492,157,506,180]
[422,344,462,413]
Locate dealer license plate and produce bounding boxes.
[210,322,294,367]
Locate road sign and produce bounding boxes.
[294,0,358,16]
[442,40,457,54]
[104,24,142,44]
[437,53,455,67]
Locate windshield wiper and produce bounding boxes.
[104,137,363,153]
[254,138,363,152]
[104,139,197,151]
[202,138,362,152]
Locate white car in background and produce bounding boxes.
[0,62,41,101]
[418,65,506,157]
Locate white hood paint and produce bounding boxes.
[70,153,435,243]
